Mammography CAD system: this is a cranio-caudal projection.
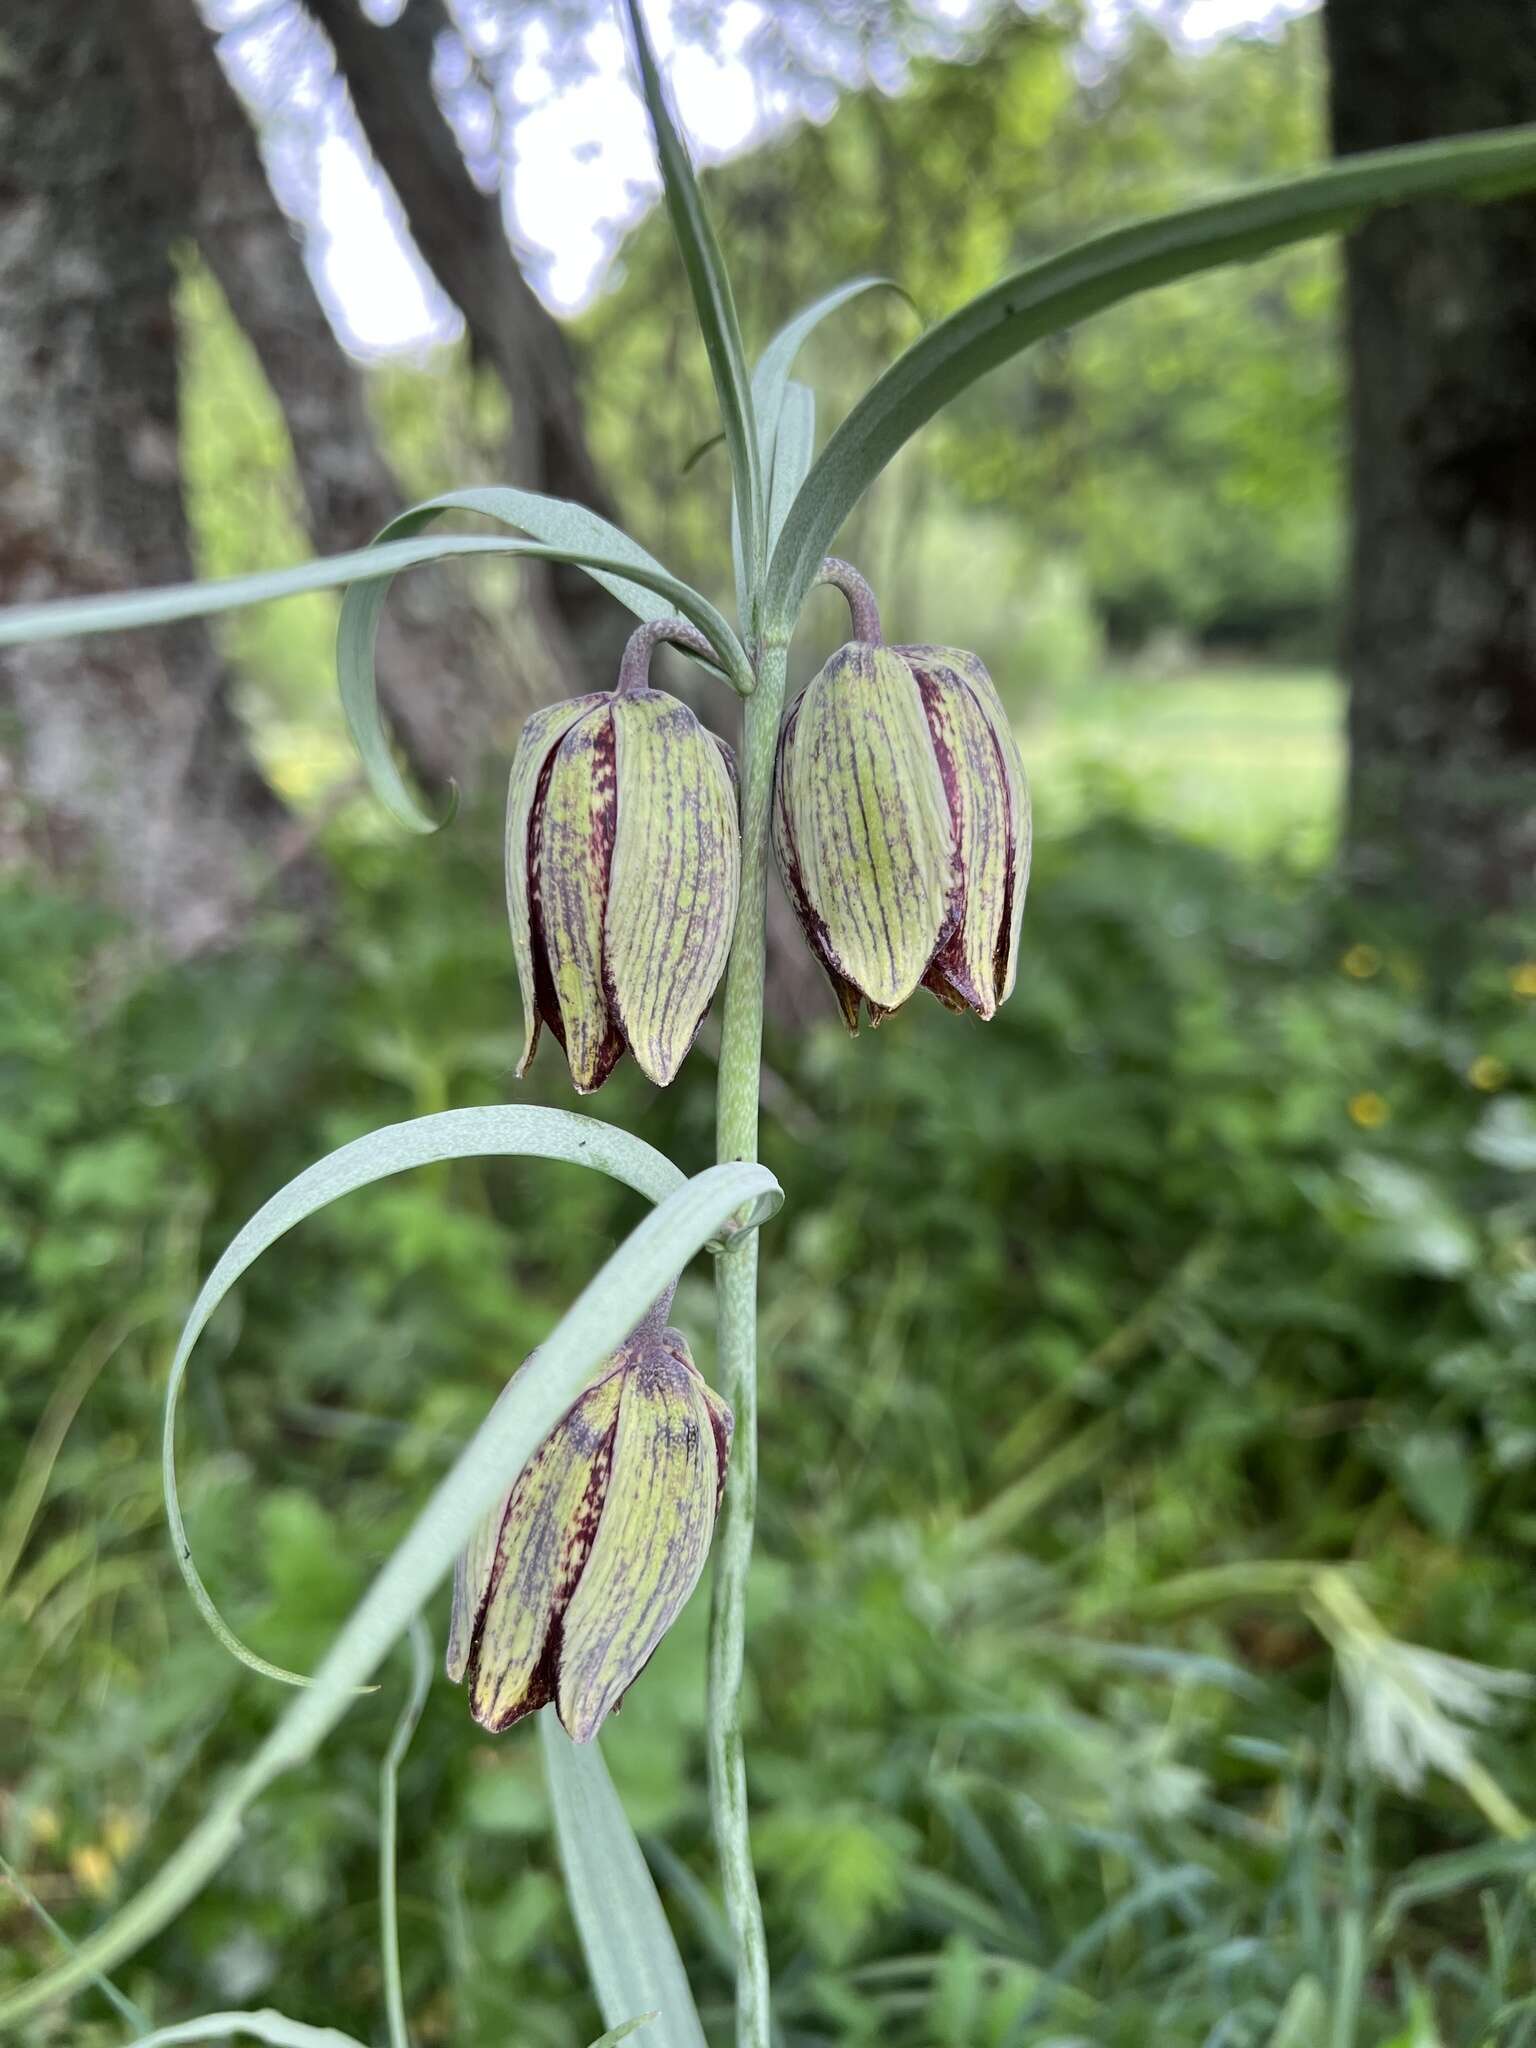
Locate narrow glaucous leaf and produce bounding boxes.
[542,1710,710,2048]
[379,1617,432,2048]
[0,512,749,844]
[604,691,741,1086]
[749,276,904,472]
[621,0,763,586]
[0,532,518,646]
[587,2022,658,2048]
[766,382,816,556]
[120,2017,368,2048]
[763,123,1536,631]
[163,1106,685,1688]
[0,1157,781,2026]
[339,492,752,834]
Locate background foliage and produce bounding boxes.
[5,794,1536,2045]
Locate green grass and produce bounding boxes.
[1022,663,1342,865]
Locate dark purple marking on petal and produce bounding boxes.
[463,1360,623,1733]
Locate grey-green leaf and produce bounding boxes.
[750,275,905,467]
[118,2015,368,2048]
[764,122,1536,630]
[163,1107,686,1688]
[542,1711,709,2048]
[766,382,816,555]
[621,0,763,586]
[338,490,753,833]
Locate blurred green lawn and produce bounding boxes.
[1024,664,1342,864]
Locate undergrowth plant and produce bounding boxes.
[4,6,1536,2043]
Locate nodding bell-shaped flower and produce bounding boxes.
[447,1299,732,1743]
[507,619,740,1092]
[773,559,1030,1031]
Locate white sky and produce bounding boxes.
[295,0,1316,355]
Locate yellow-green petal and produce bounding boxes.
[605,691,740,1087]
[535,706,624,1092]
[781,643,952,1016]
[467,1364,624,1732]
[557,1343,722,1743]
[506,694,607,1076]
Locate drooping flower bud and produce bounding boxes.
[773,560,1030,1030]
[447,1305,731,1743]
[506,619,740,1092]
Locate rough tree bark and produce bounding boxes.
[301,0,629,686]
[0,3,311,952]
[1325,0,1536,907]
[131,0,539,797]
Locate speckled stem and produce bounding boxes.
[817,557,883,645]
[708,635,788,2048]
[614,616,718,694]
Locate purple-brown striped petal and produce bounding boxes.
[556,1334,727,1742]
[532,704,625,1093]
[604,690,740,1086]
[506,694,608,1078]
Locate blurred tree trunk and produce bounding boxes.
[301,0,628,687]
[0,3,315,953]
[133,0,541,799]
[1325,0,1536,907]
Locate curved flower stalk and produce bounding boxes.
[773,559,1030,1029]
[449,1301,732,1742]
[508,618,741,1092]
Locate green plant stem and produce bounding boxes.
[708,639,790,2048]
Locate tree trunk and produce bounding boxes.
[129,0,539,800]
[0,3,312,953]
[300,0,628,687]
[1325,0,1536,907]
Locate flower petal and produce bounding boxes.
[773,698,864,1032]
[447,1481,510,1686]
[605,690,740,1086]
[938,649,1030,1004]
[534,704,625,1092]
[903,649,1015,1019]
[778,644,952,1018]
[466,1364,624,1733]
[556,1343,723,1742]
[506,695,608,1077]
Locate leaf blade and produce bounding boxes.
[339,492,753,832]
[749,275,905,466]
[765,381,816,555]
[621,0,763,593]
[764,122,1536,630]
[542,1711,708,2048]
[162,1106,686,1687]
